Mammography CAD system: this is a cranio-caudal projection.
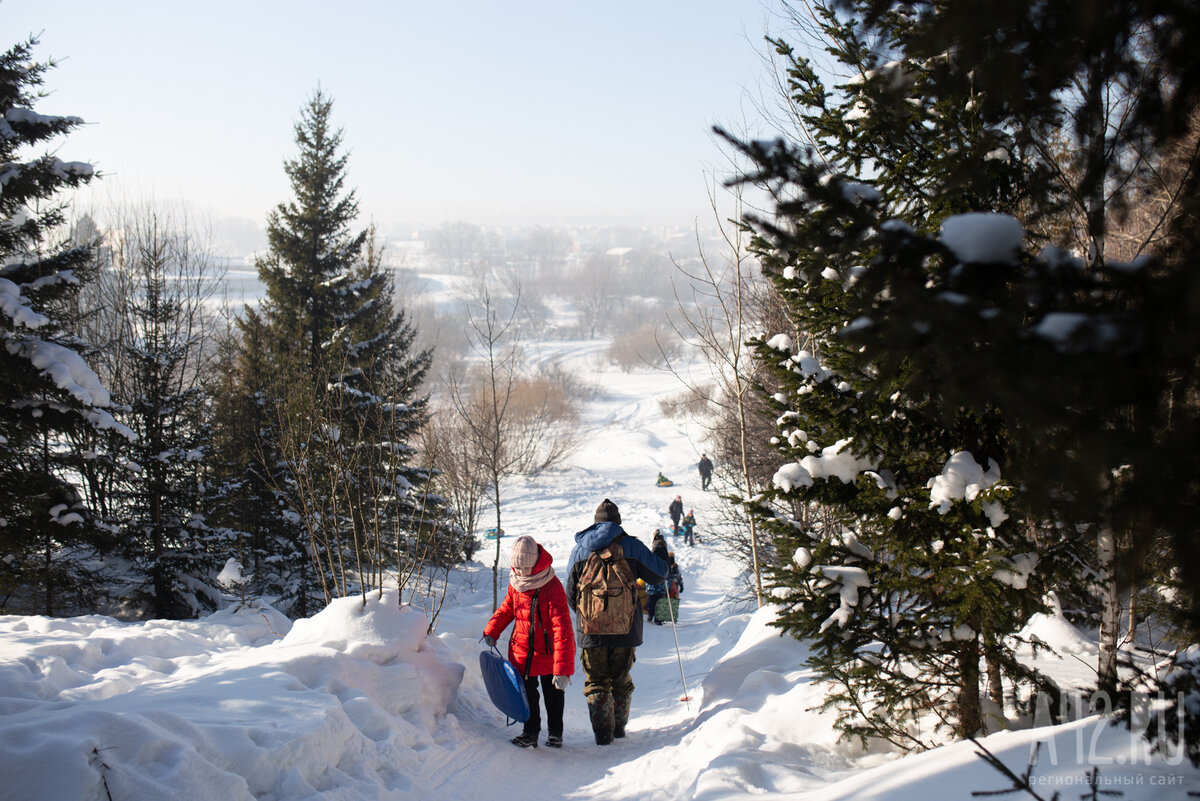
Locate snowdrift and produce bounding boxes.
[0,591,463,801]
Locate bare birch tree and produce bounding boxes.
[443,284,580,609]
[665,184,769,607]
[446,285,524,610]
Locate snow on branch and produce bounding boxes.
[993,553,1039,589]
[766,333,792,351]
[773,438,876,491]
[813,565,872,632]
[1032,312,1122,353]
[938,213,1024,266]
[927,450,1008,527]
[48,503,83,526]
[5,337,111,406]
[791,349,833,382]
[0,276,49,328]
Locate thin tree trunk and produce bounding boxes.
[731,250,765,609]
[42,432,54,616]
[1082,54,1108,272]
[1097,527,1120,696]
[987,655,1004,709]
[1127,587,1137,645]
[736,392,764,607]
[983,634,1006,733]
[957,638,983,738]
[491,489,503,611]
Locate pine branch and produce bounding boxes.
[89,747,115,801]
[969,738,1059,801]
[1081,767,1123,801]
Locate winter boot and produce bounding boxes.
[613,693,631,738]
[587,693,615,745]
[510,732,538,748]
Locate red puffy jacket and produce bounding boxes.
[483,545,576,678]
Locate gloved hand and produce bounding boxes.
[552,675,570,691]
[481,635,497,648]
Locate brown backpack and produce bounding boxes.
[577,538,638,635]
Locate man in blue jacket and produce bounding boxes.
[566,498,668,745]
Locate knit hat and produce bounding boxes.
[594,498,621,525]
[510,535,540,570]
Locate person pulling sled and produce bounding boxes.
[681,509,697,546]
[483,535,576,748]
[645,531,670,624]
[668,495,683,535]
[653,554,684,625]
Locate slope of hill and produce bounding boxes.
[1,346,1195,800]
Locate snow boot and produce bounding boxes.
[545,735,563,748]
[613,693,631,738]
[511,732,538,748]
[587,693,615,745]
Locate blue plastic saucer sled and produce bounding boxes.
[479,647,529,724]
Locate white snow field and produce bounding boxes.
[1,347,1197,800]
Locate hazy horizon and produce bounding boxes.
[4,2,786,242]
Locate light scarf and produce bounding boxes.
[511,564,555,593]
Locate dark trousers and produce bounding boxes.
[522,674,565,738]
[581,646,636,700]
[646,592,665,620]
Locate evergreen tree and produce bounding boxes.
[257,89,366,390]
[730,0,1200,753]
[241,90,447,611]
[0,38,131,614]
[845,0,1200,757]
[208,312,310,615]
[100,215,226,618]
[723,4,1055,746]
[328,230,447,595]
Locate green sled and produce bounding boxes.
[655,596,680,623]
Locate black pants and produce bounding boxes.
[646,592,665,620]
[522,674,565,738]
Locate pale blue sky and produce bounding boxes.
[3,1,785,235]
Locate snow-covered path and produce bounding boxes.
[423,348,769,798]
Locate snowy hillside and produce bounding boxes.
[1,348,1197,800]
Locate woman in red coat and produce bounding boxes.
[483,535,576,748]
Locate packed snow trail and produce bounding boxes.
[424,348,775,798]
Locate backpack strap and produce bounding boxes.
[524,588,540,680]
[598,533,626,560]
[539,593,551,653]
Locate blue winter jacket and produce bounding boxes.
[565,521,668,649]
